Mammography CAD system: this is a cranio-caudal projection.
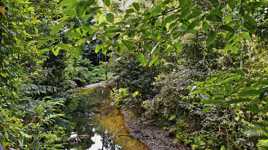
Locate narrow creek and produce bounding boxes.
[66,85,148,150]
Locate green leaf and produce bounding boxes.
[179,0,192,18]
[52,47,60,56]
[137,53,147,66]
[239,32,251,40]
[60,0,77,16]
[0,72,8,78]
[238,88,260,98]
[149,55,159,67]
[243,14,257,33]
[96,13,107,24]
[132,2,140,11]
[179,0,190,9]
[187,18,200,31]
[209,0,219,8]
[150,5,162,16]
[122,40,135,50]
[164,14,178,25]
[224,43,239,54]
[95,44,103,53]
[173,41,182,52]
[169,115,176,121]
[220,25,234,33]
[258,139,268,150]
[106,13,114,22]
[206,8,222,22]
[126,8,135,14]
[57,43,72,50]
[207,31,216,46]
[103,0,111,6]
[228,1,236,9]
[186,6,202,20]
[76,1,89,17]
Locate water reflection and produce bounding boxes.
[68,128,121,150]
[66,87,147,150]
[67,113,121,150]
[87,128,122,150]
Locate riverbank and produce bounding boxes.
[81,81,189,150]
[121,109,189,150]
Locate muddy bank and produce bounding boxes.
[121,109,190,150]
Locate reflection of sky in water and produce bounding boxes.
[69,88,142,150]
[87,128,121,150]
[87,133,103,150]
[68,127,121,150]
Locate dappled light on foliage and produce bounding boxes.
[1,0,268,149]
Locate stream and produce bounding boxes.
[66,85,148,150]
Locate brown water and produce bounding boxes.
[68,87,148,150]
[96,100,148,150]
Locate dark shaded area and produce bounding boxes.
[83,39,109,65]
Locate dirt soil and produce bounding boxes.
[121,109,190,150]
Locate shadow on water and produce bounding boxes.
[67,115,122,150]
[65,87,147,150]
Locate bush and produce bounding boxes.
[141,68,256,149]
[65,57,106,87]
[111,54,158,112]
[142,67,205,119]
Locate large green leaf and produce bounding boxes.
[103,0,111,6]
[137,53,147,66]
[207,31,216,46]
[243,14,257,33]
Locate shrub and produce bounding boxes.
[111,54,158,112]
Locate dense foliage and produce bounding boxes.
[0,0,106,149]
[100,0,268,149]
[1,0,268,149]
